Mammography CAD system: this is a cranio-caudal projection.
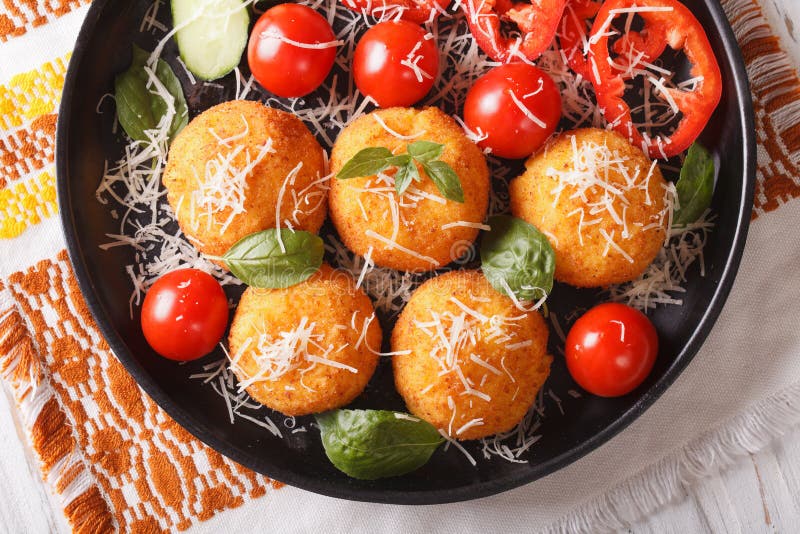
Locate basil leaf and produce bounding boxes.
[407,140,444,163]
[386,154,413,167]
[422,160,464,203]
[394,160,420,196]
[336,141,463,202]
[673,142,715,226]
[316,409,443,480]
[480,215,556,301]
[223,229,324,288]
[114,45,188,144]
[336,147,394,179]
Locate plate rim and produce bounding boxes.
[55,0,757,505]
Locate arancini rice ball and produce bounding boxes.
[228,264,381,416]
[391,270,551,440]
[509,128,669,287]
[163,100,328,259]
[329,107,490,272]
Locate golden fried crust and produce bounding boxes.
[227,264,381,416]
[509,128,668,287]
[329,107,490,272]
[391,270,551,440]
[163,100,327,259]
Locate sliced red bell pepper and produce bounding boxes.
[588,0,722,159]
[341,0,450,24]
[559,0,602,79]
[559,0,666,80]
[463,0,566,63]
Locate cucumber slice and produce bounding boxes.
[171,0,250,81]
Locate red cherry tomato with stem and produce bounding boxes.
[565,303,658,397]
[141,269,229,361]
[463,63,561,159]
[247,4,337,98]
[353,20,439,108]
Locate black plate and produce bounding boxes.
[57,0,755,504]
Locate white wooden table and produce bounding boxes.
[1,2,799,532]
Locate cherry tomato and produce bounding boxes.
[247,4,337,98]
[353,21,439,108]
[565,303,658,397]
[463,64,561,159]
[141,269,229,361]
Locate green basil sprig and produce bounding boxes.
[223,229,324,289]
[114,45,188,144]
[336,140,464,203]
[316,409,444,480]
[480,215,556,302]
[673,142,715,227]
[407,140,443,162]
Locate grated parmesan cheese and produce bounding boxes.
[373,113,426,140]
[258,32,344,49]
[189,138,276,236]
[507,89,547,128]
[230,316,363,396]
[364,229,440,265]
[326,235,423,317]
[545,135,671,262]
[441,221,491,231]
[606,211,716,311]
[416,300,531,431]
[188,355,290,437]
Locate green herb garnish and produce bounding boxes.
[480,215,556,302]
[337,140,464,203]
[114,45,188,144]
[316,409,444,480]
[673,142,715,227]
[223,229,324,289]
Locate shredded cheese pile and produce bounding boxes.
[230,316,358,393]
[413,296,529,437]
[546,135,674,262]
[480,401,543,463]
[325,235,424,317]
[606,210,715,310]
[187,135,276,235]
[189,355,306,437]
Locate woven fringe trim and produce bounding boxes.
[724,0,800,161]
[0,300,117,534]
[544,382,800,533]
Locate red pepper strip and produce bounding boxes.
[607,16,667,76]
[559,0,602,79]
[340,0,450,24]
[588,0,722,159]
[559,0,665,80]
[463,0,566,62]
